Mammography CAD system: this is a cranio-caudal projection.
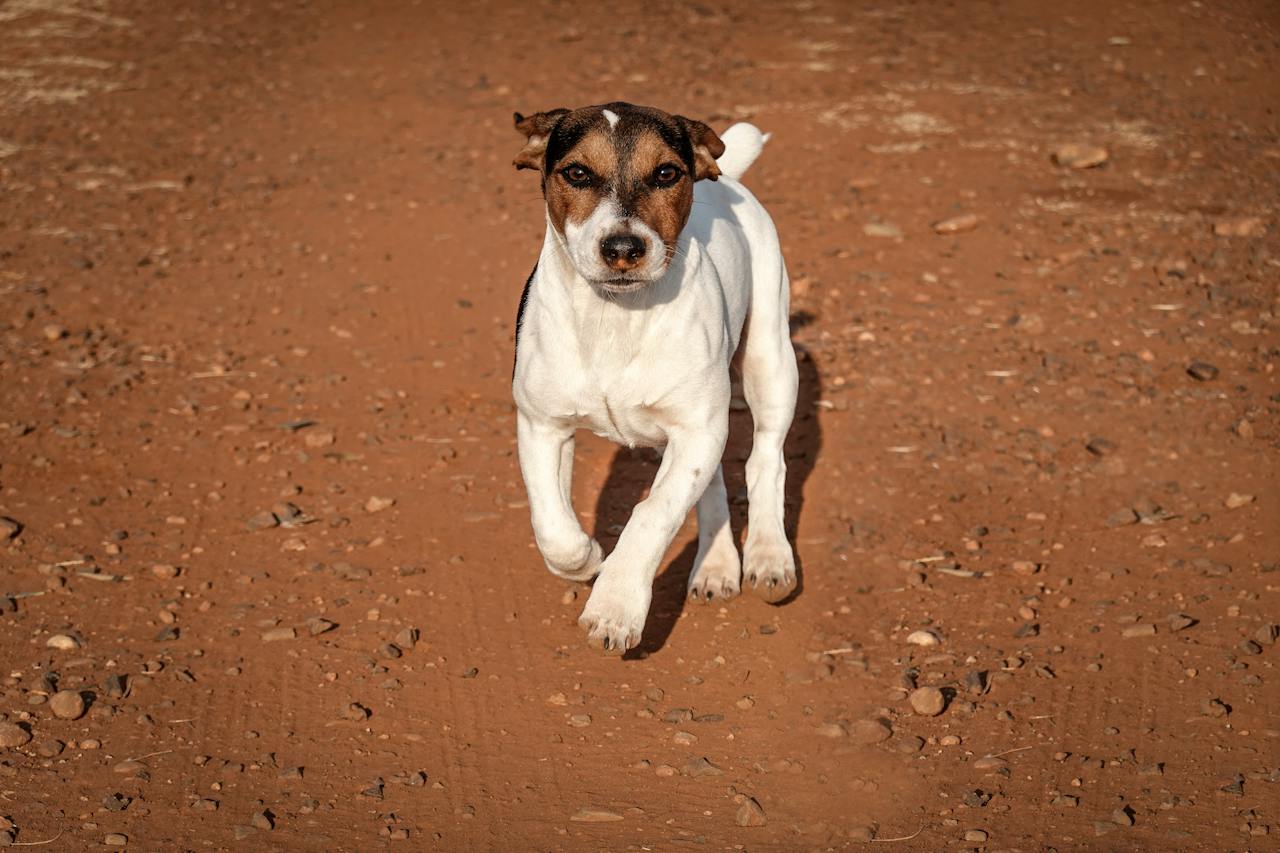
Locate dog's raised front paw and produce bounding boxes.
[687,552,741,604]
[544,537,603,583]
[578,578,650,654]
[744,541,796,603]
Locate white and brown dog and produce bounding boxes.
[511,102,798,653]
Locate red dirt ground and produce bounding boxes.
[1,1,1277,850]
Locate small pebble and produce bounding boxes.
[570,808,623,822]
[1085,437,1116,456]
[848,719,892,745]
[932,213,979,235]
[35,738,65,758]
[306,617,337,636]
[1186,361,1219,381]
[50,690,86,720]
[1105,508,1138,527]
[735,797,767,827]
[909,686,946,716]
[863,222,903,239]
[364,496,395,513]
[0,723,32,748]
[45,634,80,651]
[906,629,941,647]
[897,735,925,753]
[683,757,724,777]
[1051,142,1108,169]
[0,516,21,539]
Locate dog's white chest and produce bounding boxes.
[572,389,668,448]
[515,251,731,449]
[522,354,675,448]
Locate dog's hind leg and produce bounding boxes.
[741,268,799,603]
[687,464,742,603]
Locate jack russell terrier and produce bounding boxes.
[511,102,798,653]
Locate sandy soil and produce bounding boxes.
[1,0,1277,850]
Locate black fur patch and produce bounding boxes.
[543,102,696,179]
[513,262,536,377]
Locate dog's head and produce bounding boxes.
[512,102,725,292]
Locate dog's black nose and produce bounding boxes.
[600,234,646,271]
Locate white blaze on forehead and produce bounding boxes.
[602,109,620,129]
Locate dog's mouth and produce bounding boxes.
[596,278,651,294]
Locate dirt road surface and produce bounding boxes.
[1,1,1277,850]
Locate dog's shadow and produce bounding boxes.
[591,320,822,658]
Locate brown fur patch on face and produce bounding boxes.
[619,130,694,251]
[544,127,617,235]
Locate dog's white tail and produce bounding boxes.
[715,122,769,181]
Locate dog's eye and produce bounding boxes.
[653,164,682,187]
[561,165,593,187]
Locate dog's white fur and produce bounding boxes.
[514,122,798,652]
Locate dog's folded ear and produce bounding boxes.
[677,116,726,182]
[513,108,570,171]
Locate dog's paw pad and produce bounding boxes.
[744,545,796,604]
[579,590,647,654]
[687,574,740,605]
[580,616,641,654]
[687,552,741,605]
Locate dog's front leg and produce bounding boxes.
[517,411,603,582]
[579,424,726,653]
